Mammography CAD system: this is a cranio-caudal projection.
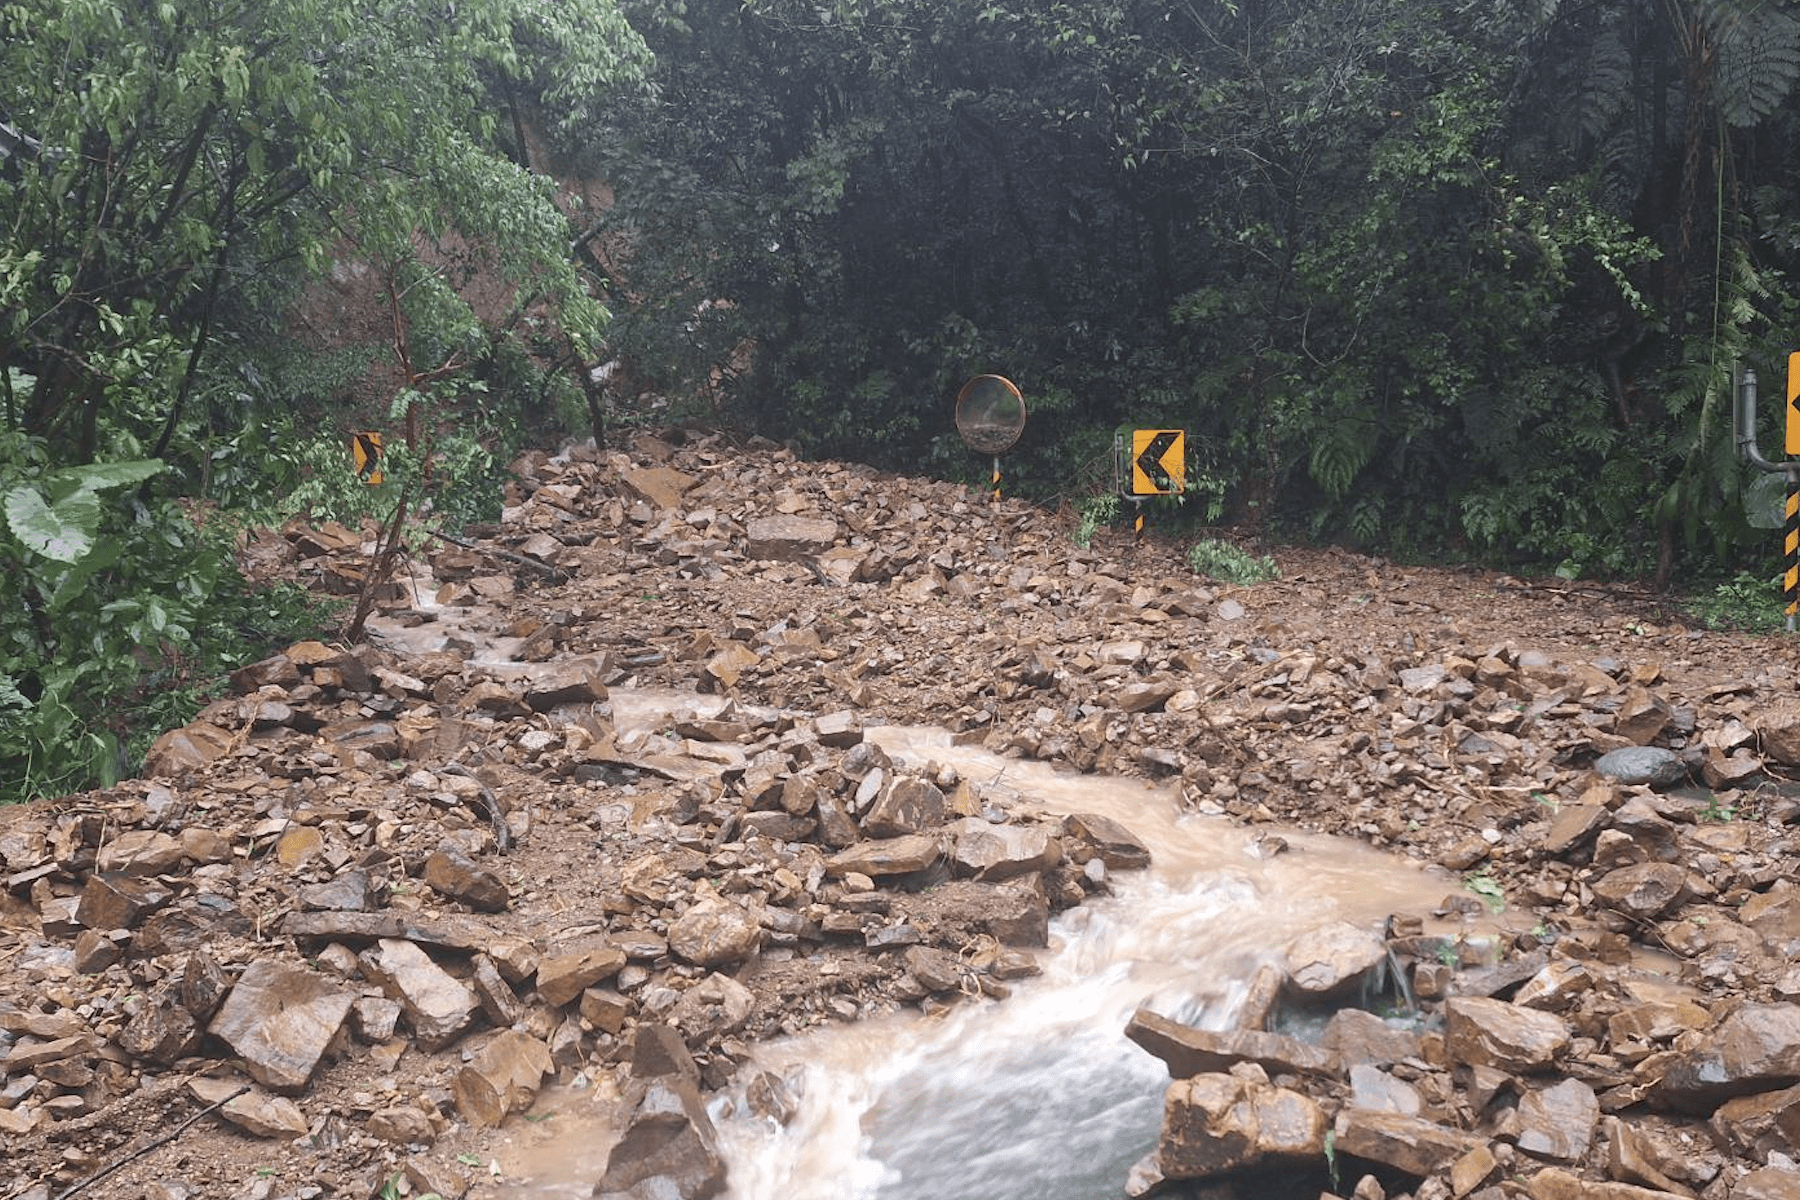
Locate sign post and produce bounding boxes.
[1787,353,1800,623]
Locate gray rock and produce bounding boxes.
[670,973,755,1046]
[1655,1003,1800,1113]
[1516,1078,1599,1162]
[862,776,945,837]
[595,1075,727,1200]
[1593,747,1688,789]
[948,817,1060,881]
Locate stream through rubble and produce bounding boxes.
[473,717,1474,1200]
[13,440,1800,1200]
[713,729,1467,1200]
[362,598,1475,1199]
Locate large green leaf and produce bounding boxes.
[1,458,166,563]
[2,485,101,563]
[41,458,165,502]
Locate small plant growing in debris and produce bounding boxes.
[1072,493,1119,549]
[1186,538,1279,585]
[1464,868,1506,914]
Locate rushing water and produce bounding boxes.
[709,728,1462,1200]
[367,593,1468,1200]
[491,725,1470,1200]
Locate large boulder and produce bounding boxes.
[1126,1008,1336,1080]
[1282,921,1386,998]
[597,1026,726,1200]
[1159,1071,1327,1179]
[948,817,1061,881]
[1654,1003,1800,1113]
[668,893,765,968]
[1443,996,1570,1073]
[208,962,355,1093]
[1332,1110,1481,1177]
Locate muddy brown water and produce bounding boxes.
[366,589,1480,1199]
[479,726,1476,1200]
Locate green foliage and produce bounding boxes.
[0,426,340,804]
[1464,869,1506,914]
[1072,492,1119,549]
[558,0,1800,584]
[1185,540,1280,586]
[1684,571,1790,633]
[1,0,650,467]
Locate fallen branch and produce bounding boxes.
[345,485,411,645]
[52,1085,249,1200]
[428,527,568,583]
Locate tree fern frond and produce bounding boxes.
[1704,0,1800,128]
[1574,21,1635,143]
[1308,427,1373,498]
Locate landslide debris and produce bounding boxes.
[2,431,1799,1200]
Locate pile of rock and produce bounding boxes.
[0,595,1151,1196]
[7,430,1800,1199]
[1128,912,1800,1200]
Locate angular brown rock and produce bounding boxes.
[1159,1072,1327,1179]
[453,1030,555,1127]
[1654,1003,1800,1113]
[536,938,628,1007]
[208,961,355,1092]
[668,893,764,968]
[1126,1008,1337,1081]
[1444,996,1570,1073]
[360,938,480,1049]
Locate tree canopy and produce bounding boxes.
[577,0,1800,576]
[0,0,649,798]
[7,0,1800,800]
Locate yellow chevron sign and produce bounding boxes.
[1788,352,1800,457]
[1130,429,1185,496]
[352,431,383,485]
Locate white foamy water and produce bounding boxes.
[708,728,1459,1200]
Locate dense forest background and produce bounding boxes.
[5,0,1800,799]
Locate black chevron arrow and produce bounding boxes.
[1134,430,1180,494]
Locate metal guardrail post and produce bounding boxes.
[1733,363,1798,632]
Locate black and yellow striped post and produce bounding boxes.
[992,456,1001,504]
[1737,359,1800,633]
[1788,468,1799,629]
[1789,352,1800,632]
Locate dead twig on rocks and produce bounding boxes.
[50,1085,248,1200]
[345,485,412,645]
[441,761,512,853]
